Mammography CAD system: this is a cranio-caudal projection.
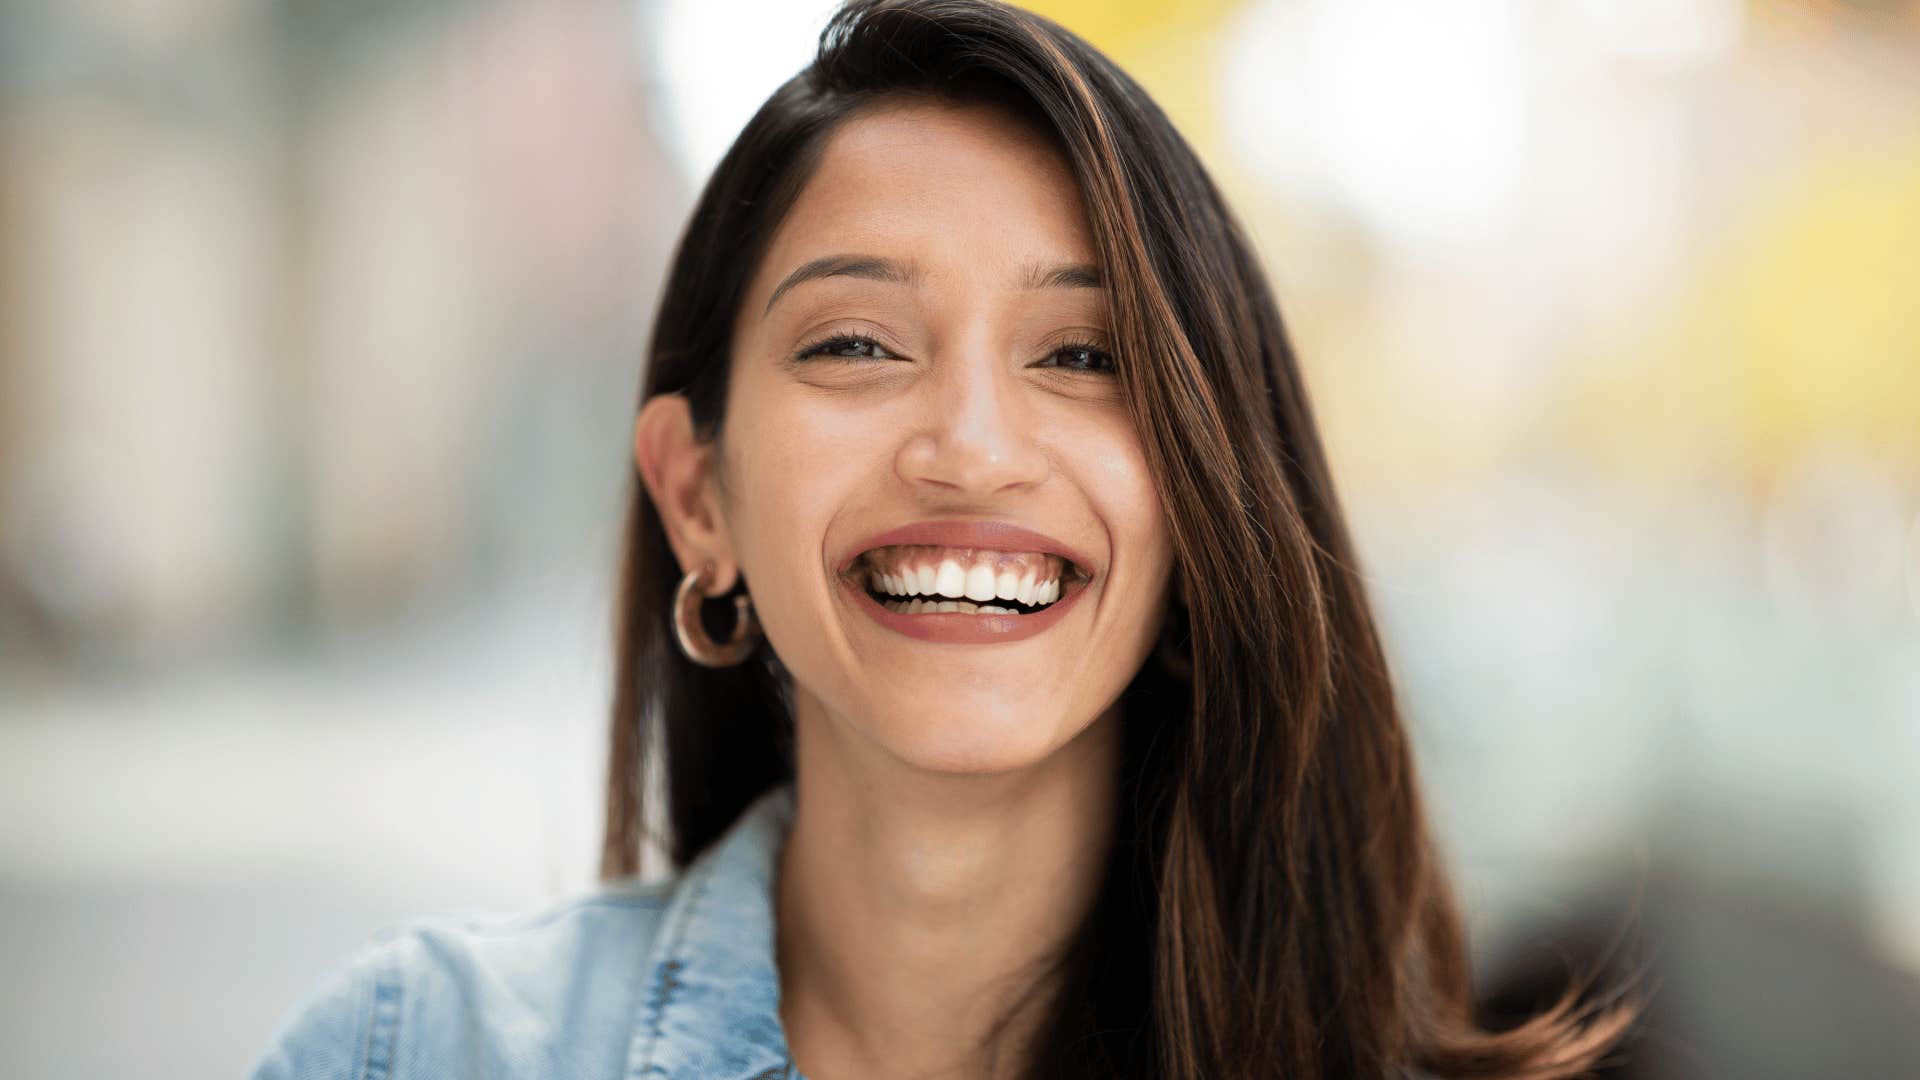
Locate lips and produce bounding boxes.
[834,519,1096,644]
[836,520,1094,577]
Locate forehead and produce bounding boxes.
[751,100,1097,298]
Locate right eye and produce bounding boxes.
[792,334,898,362]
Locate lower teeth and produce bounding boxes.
[879,596,1039,616]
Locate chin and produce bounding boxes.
[862,696,1082,776]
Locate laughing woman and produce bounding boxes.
[252,1,1638,1078]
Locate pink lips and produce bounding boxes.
[836,520,1094,575]
[836,519,1095,645]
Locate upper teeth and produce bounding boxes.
[865,548,1064,605]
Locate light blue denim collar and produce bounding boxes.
[627,781,803,1080]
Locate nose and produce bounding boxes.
[896,345,1048,498]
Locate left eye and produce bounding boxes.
[794,334,896,362]
[1036,344,1116,374]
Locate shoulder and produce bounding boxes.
[248,876,679,1080]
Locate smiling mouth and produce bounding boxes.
[854,544,1083,616]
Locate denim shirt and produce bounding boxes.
[250,782,805,1080]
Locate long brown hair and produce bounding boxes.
[601,1,1641,1076]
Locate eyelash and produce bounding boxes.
[790,333,1118,374]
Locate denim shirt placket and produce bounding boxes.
[626,785,804,1080]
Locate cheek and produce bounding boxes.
[1044,403,1175,680]
[719,380,878,649]
[1071,410,1176,652]
[1097,437,1165,536]
[728,381,889,535]
[1079,412,1172,571]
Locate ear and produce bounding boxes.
[633,393,740,595]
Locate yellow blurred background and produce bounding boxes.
[2,1,1916,1075]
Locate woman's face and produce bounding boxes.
[704,99,1174,774]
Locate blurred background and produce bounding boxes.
[1,0,1915,1075]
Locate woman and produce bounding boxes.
[253,1,1639,1077]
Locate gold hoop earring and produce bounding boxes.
[673,560,760,667]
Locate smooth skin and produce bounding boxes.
[634,99,1176,1079]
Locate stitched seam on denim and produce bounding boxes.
[629,850,723,1077]
[361,941,404,1080]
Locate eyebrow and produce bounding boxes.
[762,253,1104,318]
[763,255,915,318]
[1020,261,1103,290]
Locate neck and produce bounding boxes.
[775,691,1120,1080]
